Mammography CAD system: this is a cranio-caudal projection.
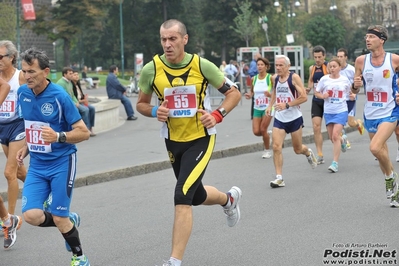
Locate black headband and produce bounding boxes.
[367,29,388,41]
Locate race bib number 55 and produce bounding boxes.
[164,85,197,118]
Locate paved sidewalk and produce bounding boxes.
[0,86,363,199]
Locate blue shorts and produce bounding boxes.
[347,101,356,116]
[22,153,77,217]
[325,112,348,126]
[0,118,25,146]
[273,116,304,134]
[364,116,398,134]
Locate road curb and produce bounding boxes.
[1,126,358,202]
[74,126,357,185]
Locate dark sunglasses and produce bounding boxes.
[0,54,9,60]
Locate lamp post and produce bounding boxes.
[385,5,396,35]
[274,0,300,35]
[53,41,57,70]
[329,0,337,12]
[16,0,21,69]
[330,0,337,54]
[119,0,125,79]
[259,16,271,46]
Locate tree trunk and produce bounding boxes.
[63,38,71,67]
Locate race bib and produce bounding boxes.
[0,94,16,118]
[366,89,388,108]
[255,95,269,110]
[327,90,344,103]
[25,120,52,153]
[276,93,292,103]
[164,85,197,118]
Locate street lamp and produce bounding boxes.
[329,0,337,11]
[16,0,21,69]
[385,5,396,34]
[329,0,338,54]
[259,16,271,46]
[53,41,57,70]
[119,0,125,79]
[274,0,300,35]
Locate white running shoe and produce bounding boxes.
[386,173,398,199]
[262,150,272,159]
[223,186,242,227]
[270,178,285,188]
[307,148,318,169]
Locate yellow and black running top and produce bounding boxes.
[145,53,224,142]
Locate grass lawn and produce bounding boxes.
[48,72,130,86]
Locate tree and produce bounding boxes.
[303,15,345,54]
[230,0,259,47]
[0,3,17,42]
[25,0,114,67]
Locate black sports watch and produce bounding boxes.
[58,131,67,143]
[285,103,290,109]
[217,108,227,117]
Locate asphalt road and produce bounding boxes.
[2,128,399,266]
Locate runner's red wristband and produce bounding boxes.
[211,110,223,124]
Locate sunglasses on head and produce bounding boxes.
[0,54,9,60]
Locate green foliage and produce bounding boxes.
[230,0,259,47]
[25,0,114,66]
[303,15,345,54]
[27,0,374,72]
[0,3,17,42]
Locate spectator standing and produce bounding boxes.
[248,53,261,78]
[106,65,137,121]
[17,47,91,265]
[224,60,238,82]
[219,60,227,74]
